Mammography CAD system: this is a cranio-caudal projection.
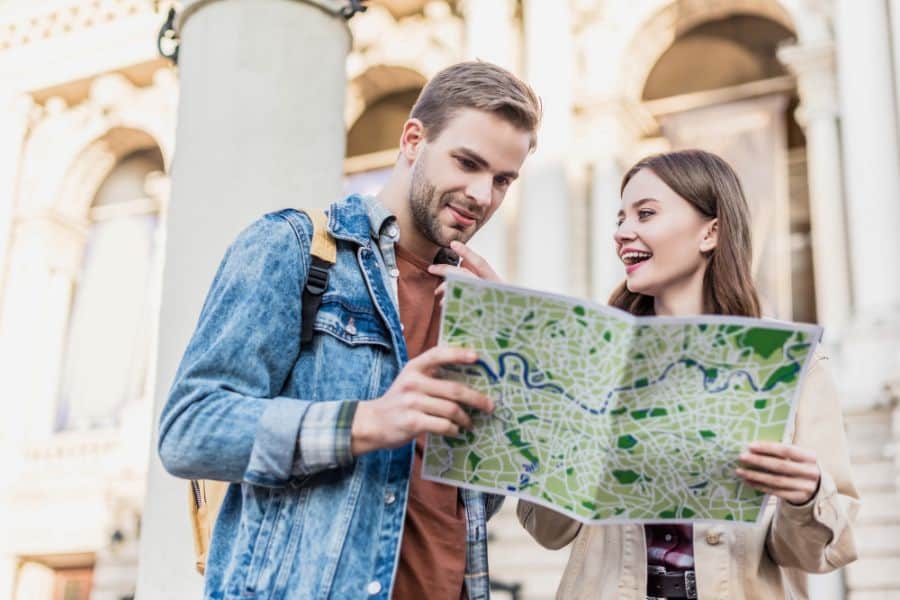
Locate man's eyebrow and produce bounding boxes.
[617,197,657,217]
[454,147,519,180]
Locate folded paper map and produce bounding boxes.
[422,276,822,525]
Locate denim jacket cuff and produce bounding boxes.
[245,397,309,487]
[292,400,359,476]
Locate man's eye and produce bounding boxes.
[494,176,510,188]
[457,157,477,170]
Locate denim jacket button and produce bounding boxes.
[706,530,722,545]
[367,581,382,595]
[345,318,358,336]
[384,491,396,505]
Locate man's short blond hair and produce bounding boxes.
[410,61,542,150]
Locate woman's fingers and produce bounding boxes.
[736,477,812,505]
[738,451,820,480]
[747,441,817,463]
[736,441,821,505]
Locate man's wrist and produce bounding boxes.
[351,400,379,456]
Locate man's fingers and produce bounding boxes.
[415,396,473,430]
[417,414,462,438]
[419,378,494,413]
[449,240,499,280]
[411,346,478,372]
[739,452,820,480]
[429,264,478,280]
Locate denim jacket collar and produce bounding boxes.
[326,193,397,246]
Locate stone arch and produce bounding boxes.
[16,69,176,221]
[345,65,427,157]
[617,0,801,103]
[56,127,164,222]
[345,64,427,131]
[345,1,462,128]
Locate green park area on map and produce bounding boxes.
[422,276,822,524]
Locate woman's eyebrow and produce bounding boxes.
[618,197,658,218]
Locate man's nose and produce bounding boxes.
[466,175,493,208]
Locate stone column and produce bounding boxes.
[462,0,517,279]
[581,99,655,303]
[835,0,900,321]
[463,0,516,71]
[778,42,851,339]
[0,94,32,286]
[135,1,350,597]
[834,4,900,597]
[518,0,574,294]
[888,0,900,129]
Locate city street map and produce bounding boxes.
[422,276,822,525]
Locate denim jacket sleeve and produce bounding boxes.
[158,213,355,488]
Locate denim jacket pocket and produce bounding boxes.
[312,297,391,350]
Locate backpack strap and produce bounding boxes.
[298,209,336,345]
[188,208,337,577]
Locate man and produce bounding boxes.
[158,61,541,599]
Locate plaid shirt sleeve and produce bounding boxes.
[290,400,359,476]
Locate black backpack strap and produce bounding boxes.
[301,255,331,344]
[276,208,336,346]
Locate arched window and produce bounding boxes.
[55,147,165,431]
[344,87,421,197]
[640,15,815,322]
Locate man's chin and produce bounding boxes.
[435,224,475,247]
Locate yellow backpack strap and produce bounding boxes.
[187,209,336,577]
[304,208,337,264]
[298,209,336,344]
[188,479,229,575]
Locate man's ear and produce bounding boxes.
[399,118,426,164]
[700,218,718,254]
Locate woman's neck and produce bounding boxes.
[652,271,706,317]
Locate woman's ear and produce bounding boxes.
[700,218,718,254]
[399,118,425,164]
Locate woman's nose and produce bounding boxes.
[614,223,636,244]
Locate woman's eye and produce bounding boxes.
[638,209,654,220]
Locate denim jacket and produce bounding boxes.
[158,194,502,600]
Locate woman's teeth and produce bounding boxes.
[621,251,652,265]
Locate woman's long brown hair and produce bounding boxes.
[608,149,761,317]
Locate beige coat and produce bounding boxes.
[517,354,860,599]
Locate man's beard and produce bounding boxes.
[409,158,481,248]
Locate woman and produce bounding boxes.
[514,150,860,599]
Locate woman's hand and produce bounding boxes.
[736,441,821,505]
[428,240,504,300]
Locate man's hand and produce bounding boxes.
[351,346,494,455]
[429,241,504,301]
[735,441,821,505]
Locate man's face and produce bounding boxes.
[408,108,532,248]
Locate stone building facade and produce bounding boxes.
[0,1,897,598]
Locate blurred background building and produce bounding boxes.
[0,0,898,598]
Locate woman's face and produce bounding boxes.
[614,168,717,298]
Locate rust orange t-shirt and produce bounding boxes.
[391,244,467,600]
